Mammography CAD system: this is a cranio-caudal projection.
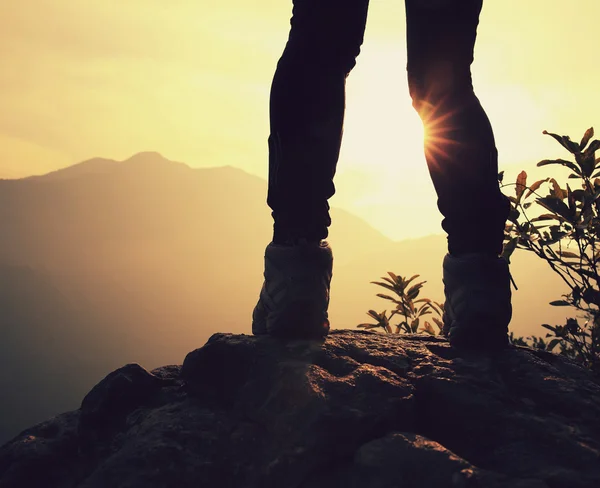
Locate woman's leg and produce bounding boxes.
[405,0,510,256]
[267,0,370,245]
[405,0,513,350]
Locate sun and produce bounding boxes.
[329,42,442,240]
[339,42,427,175]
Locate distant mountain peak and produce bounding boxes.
[120,152,193,175]
[29,152,191,181]
[124,152,171,165]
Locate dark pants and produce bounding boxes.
[267,0,510,256]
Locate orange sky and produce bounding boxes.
[1,0,599,239]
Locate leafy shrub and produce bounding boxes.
[500,128,600,374]
[357,272,444,335]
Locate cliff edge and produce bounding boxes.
[2,330,600,488]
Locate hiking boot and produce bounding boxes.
[442,252,513,350]
[252,239,333,340]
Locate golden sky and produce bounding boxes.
[1,0,599,239]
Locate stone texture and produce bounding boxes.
[1,330,600,488]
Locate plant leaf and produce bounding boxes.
[543,130,565,147]
[406,282,425,300]
[501,237,518,263]
[541,323,557,333]
[564,136,581,153]
[530,213,560,222]
[410,318,420,333]
[549,178,568,200]
[357,323,380,330]
[549,300,571,306]
[580,127,594,150]
[515,171,527,203]
[524,178,549,198]
[543,131,579,153]
[556,250,579,259]
[376,293,399,302]
[432,317,444,331]
[536,197,572,220]
[547,338,562,351]
[414,298,431,304]
[584,139,600,158]
[536,158,581,174]
[581,155,596,178]
[370,282,396,293]
[402,322,412,334]
[422,321,436,335]
[387,271,398,281]
[430,303,443,316]
[404,274,420,287]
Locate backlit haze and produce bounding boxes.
[2,0,596,444]
[2,0,599,240]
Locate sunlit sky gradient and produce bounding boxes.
[2,0,599,239]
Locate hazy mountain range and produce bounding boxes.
[0,152,570,444]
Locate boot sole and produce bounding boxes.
[444,312,509,351]
[266,299,330,341]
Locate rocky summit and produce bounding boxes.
[1,330,600,488]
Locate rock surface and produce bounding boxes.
[1,330,600,488]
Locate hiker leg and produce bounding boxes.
[405,0,510,256]
[267,0,370,244]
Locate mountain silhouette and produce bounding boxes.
[0,152,569,444]
[0,152,394,443]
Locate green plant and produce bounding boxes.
[357,272,444,335]
[500,127,600,373]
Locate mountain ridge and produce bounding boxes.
[0,152,396,444]
[15,152,265,187]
